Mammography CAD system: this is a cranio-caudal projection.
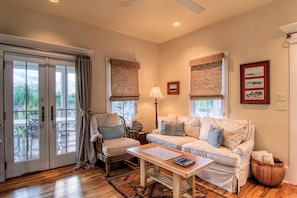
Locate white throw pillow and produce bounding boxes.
[223,130,245,150]
[179,116,200,138]
[222,119,250,142]
[199,117,218,140]
[200,117,250,148]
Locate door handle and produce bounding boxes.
[42,106,45,122]
[51,106,54,121]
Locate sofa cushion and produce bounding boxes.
[178,116,200,138]
[207,125,224,148]
[146,133,197,150]
[182,140,241,167]
[102,137,140,157]
[223,129,245,150]
[98,125,125,140]
[199,117,250,145]
[161,121,185,136]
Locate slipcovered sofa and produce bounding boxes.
[146,114,255,193]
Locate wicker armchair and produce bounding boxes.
[90,113,140,177]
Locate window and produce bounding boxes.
[192,99,222,118]
[189,53,228,118]
[107,58,140,124]
[111,101,137,123]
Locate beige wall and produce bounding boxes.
[159,0,297,166]
[0,0,296,172]
[0,2,159,131]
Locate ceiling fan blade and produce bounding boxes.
[120,0,147,7]
[176,0,205,14]
[120,0,137,7]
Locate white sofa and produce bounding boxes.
[146,114,255,193]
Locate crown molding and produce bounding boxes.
[0,33,94,56]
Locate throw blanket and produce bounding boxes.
[90,113,120,142]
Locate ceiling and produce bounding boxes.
[2,0,279,43]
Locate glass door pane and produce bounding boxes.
[55,65,77,155]
[13,61,40,162]
[4,52,48,179]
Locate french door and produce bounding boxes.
[4,51,78,178]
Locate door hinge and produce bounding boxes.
[3,112,5,120]
[4,161,7,170]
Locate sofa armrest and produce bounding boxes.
[233,125,255,156]
[233,139,254,156]
[152,129,161,134]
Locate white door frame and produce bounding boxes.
[279,22,297,185]
[0,48,4,182]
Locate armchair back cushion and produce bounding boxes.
[90,113,121,142]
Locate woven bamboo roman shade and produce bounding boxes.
[110,58,140,101]
[189,53,224,99]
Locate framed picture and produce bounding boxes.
[240,60,270,104]
[167,81,180,95]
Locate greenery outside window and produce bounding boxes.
[192,99,222,118]
[111,101,137,125]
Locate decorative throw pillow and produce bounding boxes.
[161,121,185,136]
[179,116,200,138]
[98,125,125,140]
[157,114,177,131]
[207,125,224,148]
[223,130,245,150]
[199,117,217,140]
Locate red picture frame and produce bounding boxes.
[240,60,270,104]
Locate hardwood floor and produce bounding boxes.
[0,164,297,198]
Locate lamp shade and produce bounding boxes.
[149,85,164,99]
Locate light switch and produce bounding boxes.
[276,101,287,111]
[276,92,287,102]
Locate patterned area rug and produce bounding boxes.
[107,170,226,198]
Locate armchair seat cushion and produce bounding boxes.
[102,137,140,157]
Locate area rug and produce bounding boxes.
[107,170,227,198]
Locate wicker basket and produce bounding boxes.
[251,157,286,187]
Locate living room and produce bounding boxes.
[0,0,297,196]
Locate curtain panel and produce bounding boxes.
[74,55,95,170]
[189,53,224,100]
[110,58,140,101]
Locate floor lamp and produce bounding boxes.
[149,85,164,129]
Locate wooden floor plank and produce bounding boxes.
[0,164,297,197]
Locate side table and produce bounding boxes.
[127,130,148,145]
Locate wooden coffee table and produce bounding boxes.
[126,143,214,198]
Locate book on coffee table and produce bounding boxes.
[173,157,195,167]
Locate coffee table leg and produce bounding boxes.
[140,158,147,187]
[173,173,182,198]
[187,175,195,197]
